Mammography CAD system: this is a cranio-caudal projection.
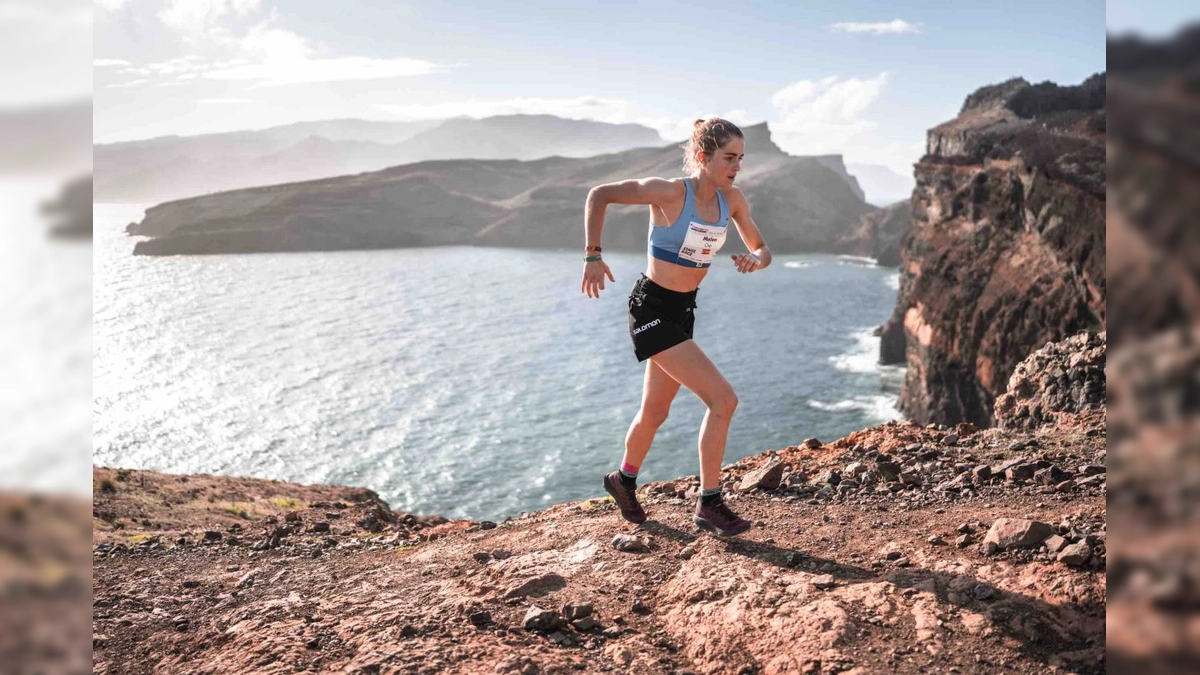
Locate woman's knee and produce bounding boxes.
[706,390,738,418]
[637,406,670,428]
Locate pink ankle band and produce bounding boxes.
[620,461,639,474]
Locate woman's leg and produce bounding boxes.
[623,360,683,471]
[647,340,738,491]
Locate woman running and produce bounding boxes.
[580,118,771,538]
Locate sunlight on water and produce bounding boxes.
[94,205,906,521]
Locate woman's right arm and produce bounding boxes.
[581,178,677,299]
[583,178,678,250]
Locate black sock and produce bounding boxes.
[617,470,637,487]
[700,487,722,507]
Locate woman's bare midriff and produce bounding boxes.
[646,257,708,292]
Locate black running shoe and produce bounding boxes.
[603,471,647,524]
[693,497,752,537]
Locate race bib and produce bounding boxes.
[677,221,727,267]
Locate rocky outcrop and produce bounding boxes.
[125,123,875,256]
[41,174,92,239]
[879,74,1106,427]
[92,408,1106,674]
[810,154,867,202]
[837,199,912,266]
[994,331,1106,430]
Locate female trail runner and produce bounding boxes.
[580,118,771,538]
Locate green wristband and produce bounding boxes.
[585,255,602,262]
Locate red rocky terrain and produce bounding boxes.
[93,334,1107,675]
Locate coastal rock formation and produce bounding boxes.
[41,174,93,239]
[124,123,875,256]
[879,74,1106,427]
[92,406,1106,674]
[837,199,912,266]
[993,331,1106,431]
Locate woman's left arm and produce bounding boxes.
[728,187,771,273]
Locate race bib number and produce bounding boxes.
[677,221,726,267]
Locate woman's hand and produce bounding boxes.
[581,259,616,298]
[731,253,762,274]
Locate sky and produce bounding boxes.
[90,0,1115,173]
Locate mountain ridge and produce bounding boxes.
[96,115,666,204]
[126,122,881,257]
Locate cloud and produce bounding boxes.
[718,109,755,126]
[767,72,921,174]
[93,58,132,67]
[772,72,889,126]
[158,0,262,36]
[374,96,637,122]
[203,55,444,85]
[0,2,91,25]
[117,55,245,78]
[105,79,148,89]
[142,10,448,86]
[769,72,912,169]
[198,97,251,104]
[95,0,130,10]
[829,19,921,35]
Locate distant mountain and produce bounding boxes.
[258,118,445,144]
[809,155,866,202]
[95,116,665,203]
[386,115,663,162]
[846,163,916,206]
[0,98,92,176]
[126,122,877,256]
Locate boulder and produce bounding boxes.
[983,518,1054,552]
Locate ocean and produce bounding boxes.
[93,203,905,522]
[0,180,91,497]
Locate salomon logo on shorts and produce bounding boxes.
[632,319,661,335]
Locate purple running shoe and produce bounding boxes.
[603,471,647,524]
[693,497,752,538]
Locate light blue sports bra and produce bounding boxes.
[647,177,730,268]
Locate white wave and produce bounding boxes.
[783,261,812,269]
[830,327,884,374]
[885,272,900,290]
[808,395,904,423]
[836,254,879,267]
[807,399,861,412]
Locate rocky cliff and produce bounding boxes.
[91,330,1108,674]
[879,74,1106,427]
[837,199,912,266]
[124,123,876,256]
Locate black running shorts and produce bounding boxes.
[628,274,698,362]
